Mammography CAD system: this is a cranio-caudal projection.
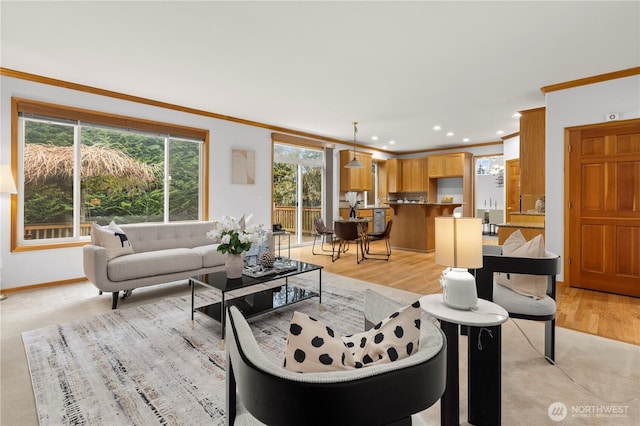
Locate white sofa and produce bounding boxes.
[83,221,226,309]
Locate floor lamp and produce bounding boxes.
[0,164,17,301]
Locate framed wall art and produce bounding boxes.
[231,148,255,184]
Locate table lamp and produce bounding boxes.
[435,215,483,310]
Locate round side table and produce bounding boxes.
[420,294,508,426]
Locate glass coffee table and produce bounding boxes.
[190,259,322,346]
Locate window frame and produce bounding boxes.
[11,98,210,252]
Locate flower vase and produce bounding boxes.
[350,207,356,219]
[225,253,245,279]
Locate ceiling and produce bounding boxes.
[1,1,638,153]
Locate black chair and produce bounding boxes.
[312,218,334,256]
[225,290,447,426]
[474,245,561,363]
[332,221,365,263]
[363,219,392,261]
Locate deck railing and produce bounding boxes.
[272,207,321,234]
[24,207,321,240]
[24,223,93,240]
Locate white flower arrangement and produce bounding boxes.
[345,191,360,208]
[206,215,266,255]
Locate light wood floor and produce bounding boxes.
[290,241,640,345]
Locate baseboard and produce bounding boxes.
[1,277,87,294]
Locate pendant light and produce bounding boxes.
[344,121,364,169]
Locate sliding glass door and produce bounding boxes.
[273,144,325,246]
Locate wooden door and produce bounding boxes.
[568,119,640,296]
[505,159,520,223]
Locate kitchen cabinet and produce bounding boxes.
[427,153,467,178]
[386,158,400,193]
[339,150,372,192]
[519,107,545,212]
[400,158,427,192]
[427,152,472,216]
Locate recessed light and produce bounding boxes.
[496,130,504,135]
[433,125,441,131]
[463,138,470,142]
[512,112,521,119]
[389,140,396,144]
[382,145,387,150]
[372,136,378,141]
[446,132,454,137]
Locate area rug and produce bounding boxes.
[23,274,640,425]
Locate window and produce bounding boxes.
[12,98,208,250]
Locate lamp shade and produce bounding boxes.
[435,216,482,269]
[0,164,17,194]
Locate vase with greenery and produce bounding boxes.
[207,215,266,278]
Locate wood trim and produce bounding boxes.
[541,67,640,94]
[271,132,335,149]
[401,140,503,156]
[563,128,571,286]
[501,131,519,140]
[14,97,208,140]
[565,117,640,132]
[518,106,546,115]
[0,277,87,294]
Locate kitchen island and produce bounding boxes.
[388,202,463,252]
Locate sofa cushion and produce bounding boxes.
[121,221,215,253]
[91,221,134,261]
[493,282,556,317]
[107,248,202,282]
[191,244,226,268]
[494,230,547,299]
[283,301,422,373]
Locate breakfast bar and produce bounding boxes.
[388,201,463,252]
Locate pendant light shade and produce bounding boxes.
[344,121,364,169]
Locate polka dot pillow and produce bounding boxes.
[283,300,421,373]
[344,300,421,366]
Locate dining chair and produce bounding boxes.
[363,219,392,261]
[312,218,334,256]
[332,221,365,264]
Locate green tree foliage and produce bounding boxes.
[23,121,200,227]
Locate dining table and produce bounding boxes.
[332,218,369,263]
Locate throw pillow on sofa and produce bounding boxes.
[91,221,134,261]
[283,300,421,373]
[494,230,547,299]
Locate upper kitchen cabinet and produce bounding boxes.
[519,107,546,212]
[401,157,427,192]
[427,152,473,216]
[427,152,469,178]
[339,150,373,192]
[386,158,400,193]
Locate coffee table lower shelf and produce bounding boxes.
[196,284,318,324]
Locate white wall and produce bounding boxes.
[545,74,640,281]
[0,76,352,288]
[503,134,519,161]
